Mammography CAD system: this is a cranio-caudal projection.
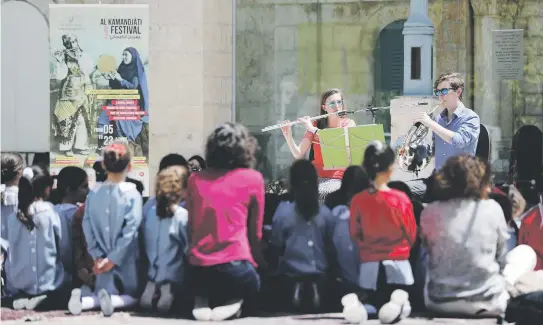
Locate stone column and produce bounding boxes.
[402,0,435,96]
[147,0,233,192]
[470,0,522,160]
[470,0,506,130]
[390,0,437,181]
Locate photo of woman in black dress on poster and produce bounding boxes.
[97,47,149,156]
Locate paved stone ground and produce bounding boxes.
[0,312,502,325]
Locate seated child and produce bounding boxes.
[326,166,369,301]
[271,160,335,313]
[140,165,189,313]
[349,142,416,323]
[4,166,70,310]
[68,142,142,317]
[52,166,89,283]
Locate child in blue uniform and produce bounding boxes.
[140,165,189,313]
[52,166,89,284]
[68,142,142,316]
[270,159,336,312]
[1,153,24,300]
[3,166,69,310]
[1,153,24,245]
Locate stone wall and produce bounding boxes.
[470,0,542,167]
[518,0,543,118]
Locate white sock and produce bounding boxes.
[81,296,100,311]
[110,295,138,309]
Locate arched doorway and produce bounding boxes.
[1,1,50,152]
[373,20,406,140]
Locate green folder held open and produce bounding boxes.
[317,124,386,169]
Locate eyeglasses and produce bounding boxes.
[327,100,344,109]
[434,88,455,96]
[190,164,202,172]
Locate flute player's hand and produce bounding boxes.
[280,120,292,139]
[298,116,316,133]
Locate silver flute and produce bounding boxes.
[261,105,393,132]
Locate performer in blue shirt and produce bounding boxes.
[408,72,480,201]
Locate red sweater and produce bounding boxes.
[518,206,543,271]
[349,189,416,262]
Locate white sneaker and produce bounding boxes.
[68,288,83,315]
[139,281,156,310]
[341,293,368,324]
[25,294,47,310]
[341,293,360,308]
[12,298,28,310]
[210,299,243,321]
[192,296,212,321]
[378,289,411,324]
[98,289,114,317]
[156,283,174,313]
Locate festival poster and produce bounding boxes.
[49,4,150,196]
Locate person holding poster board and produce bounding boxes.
[281,89,356,201]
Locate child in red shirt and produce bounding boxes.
[186,122,265,321]
[519,204,543,271]
[349,141,416,322]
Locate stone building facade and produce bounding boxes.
[235,0,543,182]
[1,0,542,187]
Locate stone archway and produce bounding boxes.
[1,0,51,152]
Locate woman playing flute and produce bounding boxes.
[281,88,356,202]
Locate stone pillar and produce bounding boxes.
[470,0,522,161]
[469,0,509,131]
[402,0,435,96]
[147,0,233,192]
[389,0,436,181]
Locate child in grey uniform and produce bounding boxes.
[69,141,142,316]
[140,165,189,313]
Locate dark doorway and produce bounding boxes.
[373,20,406,139]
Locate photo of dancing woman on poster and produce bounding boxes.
[51,34,94,157]
[97,47,149,156]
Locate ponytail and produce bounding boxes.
[16,166,53,231]
[1,153,24,185]
[361,166,377,194]
[17,176,35,230]
[1,153,24,203]
[362,141,395,193]
[290,160,319,221]
[155,166,187,219]
[103,142,131,173]
[156,195,176,219]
